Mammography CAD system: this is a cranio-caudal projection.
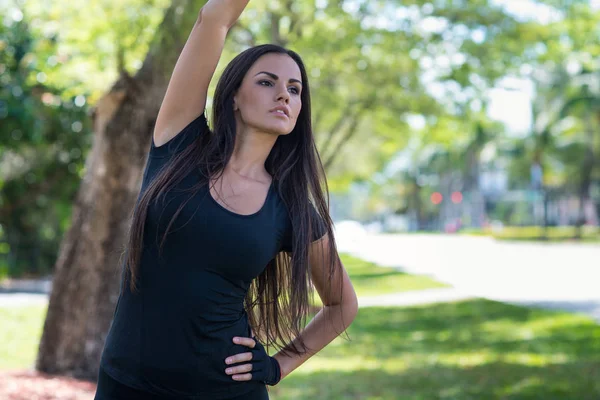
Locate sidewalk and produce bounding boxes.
[0,277,52,294]
[2,279,599,323]
[339,233,600,323]
[0,277,473,309]
[358,287,473,308]
[0,278,53,307]
[3,264,598,323]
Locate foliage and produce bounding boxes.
[0,7,92,277]
[3,0,600,276]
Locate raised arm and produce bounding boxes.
[153,0,251,147]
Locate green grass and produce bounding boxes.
[0,305,46,370]
[270,300,600,400]
[341,253,448,298]
[0,255,442,371]
[1,299,599,399]
[462,226,600,242]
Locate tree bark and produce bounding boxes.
[35,0,206,380]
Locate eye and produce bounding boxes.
[288,86,300,95]
[258,80,273,87]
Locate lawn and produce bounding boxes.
[462,225,600,242]
[270,300,600,400]
[0,254,444,371]
[0,305,46,370]
[340,254,448,298]
[3,301,599,399]
[2,255,599,399]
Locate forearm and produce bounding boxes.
[273,301,359,380]
[199,0,252,29]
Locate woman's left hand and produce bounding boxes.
[225,336,281,385]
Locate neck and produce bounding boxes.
[228,124,278,183]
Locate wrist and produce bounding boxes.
[271,356,281,385]
[272,354,285,381]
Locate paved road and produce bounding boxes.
[2,234,598,322]
[0,292,48,307]
[0,287,475,310]
[339,233,600,322]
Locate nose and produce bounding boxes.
[276,85,290,103]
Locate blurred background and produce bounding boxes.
[1,0,599,399]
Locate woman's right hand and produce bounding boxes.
[199,0,252,29]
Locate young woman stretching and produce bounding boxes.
[95,0,358,398]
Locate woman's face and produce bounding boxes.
[233,53,303,136]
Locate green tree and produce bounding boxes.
[18,0,555,379]
[0,6,91,277]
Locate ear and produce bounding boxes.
[233,94,239,111]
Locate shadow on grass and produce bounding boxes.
[272,299,600,400]
[351,300,600,358]
[340,253,447,297]
[271,362,600,400]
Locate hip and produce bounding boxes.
[95,365,269,400]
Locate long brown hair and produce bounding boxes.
[123,44,344,356]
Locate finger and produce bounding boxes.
[232,373,252,381]
[225,352,253,365]
[225,363,253,375]
[233,336,256,349]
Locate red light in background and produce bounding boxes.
[431,192,443,205]
[451,192,463,204]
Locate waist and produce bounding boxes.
[102,310,256,398]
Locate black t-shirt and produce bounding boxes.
[99,113,325,399]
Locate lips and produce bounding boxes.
[270,106,289,117]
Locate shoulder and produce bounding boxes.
[149,112,210,159]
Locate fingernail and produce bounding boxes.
[233,337,239,343]
[226,358,231,364]
[226,368,232,374]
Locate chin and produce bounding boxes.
[277,125,295,136]
[279,129,294,136]
[261,121,296,136]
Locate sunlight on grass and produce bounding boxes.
[2,284,599,398]
[269,300,600,400]
[462,226,600,242]
[340,253,448,298]
[0,254,445,372]
[0,305,47,370]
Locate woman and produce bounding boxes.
[95,0,358,399]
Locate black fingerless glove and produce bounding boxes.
[250,338,281,386]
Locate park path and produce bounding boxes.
[338,232,600,322]
[0,284,471,309]
[2,233,599,322]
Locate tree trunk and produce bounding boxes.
[35,0,206,380]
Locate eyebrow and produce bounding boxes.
[254,71,302,85]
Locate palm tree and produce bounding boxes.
[557,72,600,237]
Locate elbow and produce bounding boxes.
[323,294,359,326]
[344,293,360,325]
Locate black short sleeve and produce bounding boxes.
[149,113,208,158]
[280,203,327,253]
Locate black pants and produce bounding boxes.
[94,366,269,400]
